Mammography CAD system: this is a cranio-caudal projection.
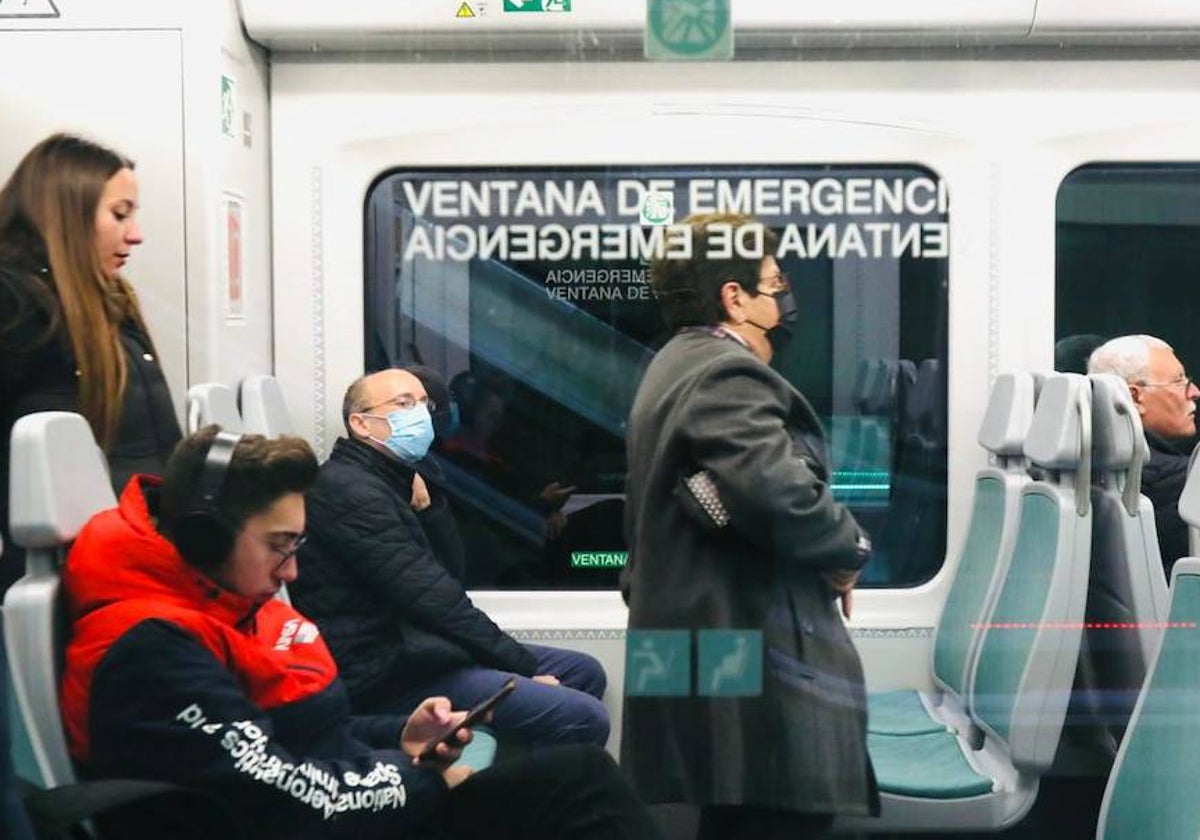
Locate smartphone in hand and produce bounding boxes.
[418,676,517,761]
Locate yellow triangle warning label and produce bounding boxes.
[456,2,476,17]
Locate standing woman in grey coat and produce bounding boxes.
[621,213,878,839]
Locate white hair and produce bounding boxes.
[1086,334,1172,382]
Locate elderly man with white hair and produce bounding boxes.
[1088,334,1200,573]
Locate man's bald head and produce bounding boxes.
[342,368,428,440]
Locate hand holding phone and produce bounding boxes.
[417,676,517,762]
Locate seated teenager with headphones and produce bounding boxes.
[58,426,661,840]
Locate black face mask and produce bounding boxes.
[764,289,799,352]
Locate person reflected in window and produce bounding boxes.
[290,368,610,748]
[0,134,181,592]
[442,372,507,476]
[622,214,878,839]
[404,364,544,586]
[435,369,625,586]
[442,371,576,540]
[60,427,660,840]
[1089,334,1200,573]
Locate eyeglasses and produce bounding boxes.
[361,394,437,414]
[257,532,306,568]
[1137,375,1195,392]
[757,274,789,296]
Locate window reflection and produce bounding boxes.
[365,165,948,589]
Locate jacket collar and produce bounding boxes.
[330,435,418,494]
[1145,429,1191,458]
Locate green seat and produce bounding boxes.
[1063,374,1169,758]
[455,728,498,770]
[869,372,1037,738]
[1098,559,1200,839]
[867,690,949,736]
[967,374,1093,778]
[868,731,995,799]
[843,373,1092,834]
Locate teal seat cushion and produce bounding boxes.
[933,476,1007,694]
[972,492,1060,742]
[8,678,39,785]
[1101,573,1200,839]
[868,690,951,736]
[455,727,498,770]
[869,731,995,799]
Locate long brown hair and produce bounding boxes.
[0,134,153,449]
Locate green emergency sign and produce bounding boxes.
[571,551,628,568]
[503,0,572,11]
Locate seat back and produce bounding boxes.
[852,358,877,415]
[850,359,894,472]
[1178,444,1200,558]
[901,358,943,451]
[4,412,117,790]
[186,383,242,434]
[969,373,1093,773]
[1096,557,1200,839]
[931,371,1039,699]
[892,359,918,451]
[1,537,36,839]
[1072,374,1169,751]
[238,375,294,436]
[235,375,299,605]
[876,360,938,580]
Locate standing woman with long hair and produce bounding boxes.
[0,134,182,590]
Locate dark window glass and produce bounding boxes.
[364,165,948,589]
[1057,165,1200,379]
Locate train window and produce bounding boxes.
[364,165,949,589]
[1057,165,1200,377]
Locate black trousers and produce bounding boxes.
[697,804,834,840]
[430,744,663,840]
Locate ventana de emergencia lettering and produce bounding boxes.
[402,220,947,262]
[399,176,948,220]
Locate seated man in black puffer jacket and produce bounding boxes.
[292,367,610,748]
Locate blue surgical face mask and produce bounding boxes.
[364,403,435,462]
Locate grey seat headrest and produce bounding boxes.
[1024,373,1091,471]
[978,371,1039,457]
[9,412,116,549]
[1089,374,1149,472]
[186,382,243,434]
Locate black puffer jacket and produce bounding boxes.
[293,437,538,705]
[1141,430,1192,576]
[0,261,181,591]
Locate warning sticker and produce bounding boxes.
[0,0,59,17]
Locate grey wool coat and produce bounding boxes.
[620,327,879,817]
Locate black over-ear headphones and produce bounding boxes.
[173,431,243,571]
